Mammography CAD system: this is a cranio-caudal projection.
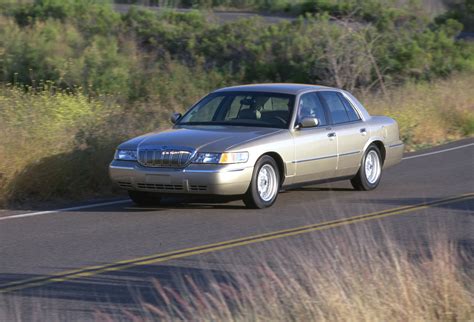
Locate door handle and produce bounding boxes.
[360,128,367,136]
[327,132,336,138]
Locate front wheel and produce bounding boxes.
[351,145,383,191]
[128,190,162,206]
[243,156,280,209]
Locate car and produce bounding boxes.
[109,84,404,209]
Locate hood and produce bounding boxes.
[118,126,284,152]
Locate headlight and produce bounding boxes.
[115,149,137,161]
[193,153,221,164]
[219,152,249,164]
[193,152,249,164]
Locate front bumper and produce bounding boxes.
[109,160,253,195]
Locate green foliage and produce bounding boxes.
[0,17,136,96]
[436,0,474,32]
[11,0,121,36]
[1,0,472,100]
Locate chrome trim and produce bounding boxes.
[109,165,135,170]
[183,169,221,173]
[137,146,196,168]
[338,150,360,157]
[292,154,337,164]
[293,151,359,164]
[227,169,245,172]
[183,166,252,173]
[389,143,404,148]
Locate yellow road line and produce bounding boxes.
[1,192,472,294]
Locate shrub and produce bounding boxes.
[1,0,472,97]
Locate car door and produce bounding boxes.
[318,91,369,177]
[292,92,337,183]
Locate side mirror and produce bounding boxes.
[299,117,319,128]
[170,112,182,124]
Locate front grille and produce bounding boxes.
[137,183,184,191]
[138,146,194,168]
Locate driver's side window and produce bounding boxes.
[297,93,327,126]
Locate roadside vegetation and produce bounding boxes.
[0,0,473,205]
[125,230,473,321]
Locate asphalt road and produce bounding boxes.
[0,138,473,320]
[113,4,474,42]
[113,4,296,24]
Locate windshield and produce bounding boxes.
[177,92,296,129]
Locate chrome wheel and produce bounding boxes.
[257,164,278,202]
[365,150,381,184]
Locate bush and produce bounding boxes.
[436,0,474,32]
[1,0,472,98]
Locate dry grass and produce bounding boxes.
[0,85,176,206]
[124,228,474,322]
[0,222,472,321]
[0,86,120,205]
[362,73,474,151]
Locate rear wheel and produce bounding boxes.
[243,156,280,209]
[128,190,162,206]
[351,145,383,191]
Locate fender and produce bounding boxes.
[358,136,386,167]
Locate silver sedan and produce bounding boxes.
[109,84,404,208]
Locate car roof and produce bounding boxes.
[213,83,337,95]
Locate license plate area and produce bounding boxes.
[145,174,171,184]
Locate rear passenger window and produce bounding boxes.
[263,97,290,112]
[338,93,361,122]
[319,91,349,124]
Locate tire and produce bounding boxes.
[128,190,162,206]
[243,155,280,209]
[351,145,383,191]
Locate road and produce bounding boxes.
[113,4,474,42]
[113,4,296,24]
[0,138,473,320]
